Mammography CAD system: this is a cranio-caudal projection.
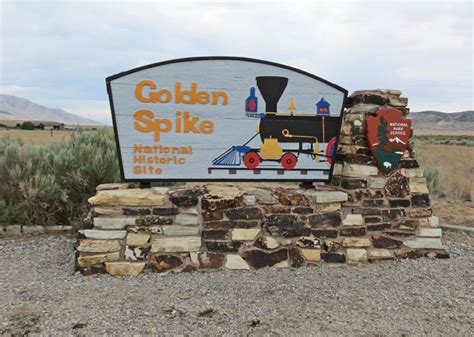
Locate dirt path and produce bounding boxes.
[433,199,474,228]
[0,236,473,336]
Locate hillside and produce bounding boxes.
[411,110,474,123]
[410,110,474,132]
[0,109,14,120]
[0,94,100,125]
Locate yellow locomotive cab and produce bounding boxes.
[260,137,283,160]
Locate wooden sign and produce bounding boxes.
[106,57,347,182]
[366,107,412,173]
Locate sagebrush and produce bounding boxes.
[0,128,121,227]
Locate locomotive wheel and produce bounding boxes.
[243,151,261,169]
[325,136,337,166]
[280,153,298,170]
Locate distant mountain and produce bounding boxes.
[0,94,100,125]
[0,109,14,119]
[410,110,474,123]
[410,110,474,132]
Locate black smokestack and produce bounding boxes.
[256,76,288,113]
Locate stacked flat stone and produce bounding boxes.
[75,89,447,276]
[332,89,444,257]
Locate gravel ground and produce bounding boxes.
[0,236,473,336]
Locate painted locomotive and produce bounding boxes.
[212,76,340,170]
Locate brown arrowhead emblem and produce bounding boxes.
[366,107,412,173]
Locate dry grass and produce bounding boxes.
[432,199,474,227]
[415,142,474,201]
[415,140,474,228]
[413,135,474,146]
[0,129,74,145]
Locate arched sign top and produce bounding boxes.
[106,56,348,95]
[107,56,347,182]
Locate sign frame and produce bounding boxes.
[106,56,348,183]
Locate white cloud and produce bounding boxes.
[0,0,472,122]
[0,85,42,95]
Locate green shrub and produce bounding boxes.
[17,121,35,130]
[412,134,474,146]
[0,128,121,227]
[423,167,440,194]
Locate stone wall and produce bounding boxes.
[75,89,448,276]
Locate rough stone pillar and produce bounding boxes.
[331,89,444,257]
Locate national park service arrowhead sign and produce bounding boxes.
[366,107,412,173]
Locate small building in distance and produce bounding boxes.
[64,124,98,131]
[34,121,65,130]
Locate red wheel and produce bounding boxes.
[243,151,261,169]
[280,152,298,170]
[326,136,337,166]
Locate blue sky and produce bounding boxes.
[0,0,472,124]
